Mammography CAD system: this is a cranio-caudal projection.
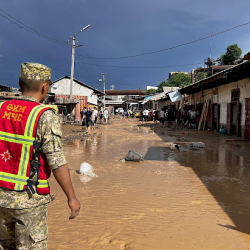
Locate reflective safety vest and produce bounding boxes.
[0,99,52,195]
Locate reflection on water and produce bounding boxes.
[79,175,93,183]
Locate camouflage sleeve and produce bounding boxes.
[36,109,67,170]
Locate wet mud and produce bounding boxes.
[48,117,250,249]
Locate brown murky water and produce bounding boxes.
[48,117,250,249]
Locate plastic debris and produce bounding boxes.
[170,143,180,151]
[79,162,98,177]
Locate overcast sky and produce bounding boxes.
[0,0,250,91]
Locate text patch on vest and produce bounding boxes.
[2,104,27,122]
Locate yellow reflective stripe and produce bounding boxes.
[37,185,49,188]
[0,131,34,145]
[0,177,27,186]
[0,102,4,109]
[0,171,29,180]
[25,105,48,137]
[39,180,48,183]
[0,172,28,186]
[15,144,31,190]
[38,179,49,188]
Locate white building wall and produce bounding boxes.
[218,78,250,126]
[51,78,98,105]
[184,78,250,127]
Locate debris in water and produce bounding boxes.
[79,162,98,177]
[125,150,144,162]
[170,143,180,151]
[120,150,144,162]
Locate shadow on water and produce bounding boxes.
[144,122,250,236]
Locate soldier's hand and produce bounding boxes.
[68,198,81,219]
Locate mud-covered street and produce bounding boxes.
[47,116,250,250]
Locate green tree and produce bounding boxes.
[196,71,207,82]
[195,68,207,82]
[157,81,168,92]
[147,88,157,95]
[158,73,191,91]
[217,44,242,65]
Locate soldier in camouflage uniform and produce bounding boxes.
[0,63,81,250]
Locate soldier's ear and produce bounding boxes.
[41,82,49,95]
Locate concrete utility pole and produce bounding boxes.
[69,24,90,101]
[69,37,76,101]
[101,73,106,109]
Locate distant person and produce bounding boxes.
[85,107,93,132]
[154,109,159,124]
[80,106,84,120]
[160,108,165,124]
[144,108,149,121]
[123,111,126,121]
[186,109,192,128]
[103,108,109,124]
[190,108,197,128]
[99,110,103,123]
[165,109,169,123]
[182,107,187,125]
[92,107,98,126]
[81,106,87,126]
[153,109,156,122]
[176,109,181,125]
[142,109,146,121]
[62,105,68,124]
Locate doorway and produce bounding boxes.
[227,102,241,136]
[244,98,250,140]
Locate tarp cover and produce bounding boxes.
[169,90,183,102]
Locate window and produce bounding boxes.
[231,89,240,103]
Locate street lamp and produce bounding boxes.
[69,24,90,101]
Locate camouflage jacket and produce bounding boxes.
[0,96,67,209]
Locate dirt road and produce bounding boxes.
[47,116,250,250]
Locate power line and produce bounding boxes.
[75,61,203,69]
[75,47,98,86]
[108,77,167,86]
[0,8,69,45]
[81,21,250,60]
[75,50,100,85]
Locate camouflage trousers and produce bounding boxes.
[0,204,48,250]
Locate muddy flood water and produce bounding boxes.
[47,116,250,250]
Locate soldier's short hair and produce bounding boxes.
[19,62,51,92]
[19,78,50,92]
